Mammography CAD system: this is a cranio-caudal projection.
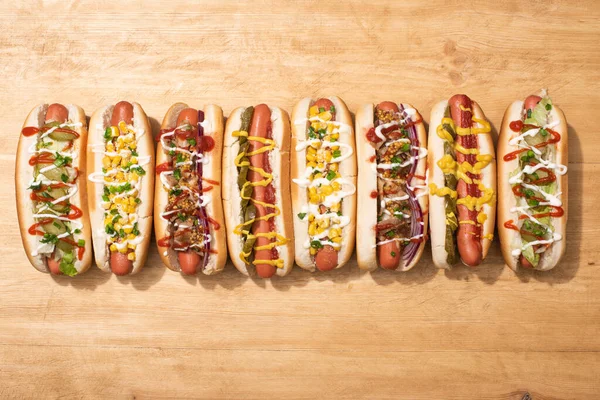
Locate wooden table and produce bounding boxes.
[1,1,599,398]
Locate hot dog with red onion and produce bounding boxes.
[428,95,496,268]
[222,104,294,278]
[355,101,428,271]
[87,101,155,275]
[154,103,227,275]
[498,90,567,271]
[16,103,92,275]
[290,97,357,272]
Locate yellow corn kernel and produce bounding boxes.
[306,154,316,162]
[110,126,120,138]
[321,185,333,196]
[116,172,125,181]
[332,145,340,151]
[102,202,111,210]
[308,222,317,236]
[307,161,317,168]
[129,197,136,205]
[325,151,332,162]
[308,187,317,196]
[114,222,122,231]
[331,133,339,140]
[332,237,342,244]
[131,156,138,164]
[309,194,320,204]
[330,202,340,212]
[307,148,317,157]
[124,226,133,234]
[131,173,139,182]
[102,156,111,168]
[327,123,334,134]
[106,142,115,152]
[110,244,117,252]
[308,214,315,222]
[312,141,322,149]
[127,233,135,240]
[317,162,324,169]
[330,163,338,172]
[130,141,137,150]
[329,228,340,239]
[111,156,122,167]
[316,226,325,235]
[318,111,332,121]
[127,252,136,261]
[318,218,330,229]
[310,247,317,255]
[119,246,128,254]
[323,135,331,142]
[309,105,319,117]
[331,181,341,191]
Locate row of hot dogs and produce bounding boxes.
[16,91,567,277]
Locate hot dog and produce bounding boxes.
[428,95,496,268]
[154,103,227,275]
[355,101,429,271]
[290,96,356,272]
[498,90,567,271]
[222,104,294,277]
[16,103,92,276]
[87,101,155,275]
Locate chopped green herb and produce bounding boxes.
[527,109,532,118]
[330,105,336,114]
[385,230,395,238]
[105,224,115,235]
[40,233,59,244]
[401,143,411,152]
[169,188,182,197]
[53,222,61,229]
[104,127,112,141]
[391,251,396,257]
[77,239,85,247]
[60,173,69,183]
[134,198,141,204]
[319,107,326,113]
[131,150,139,157]
[173,169,181,180]
[540,129,548,137]
[187,138,197,146]
[298,212,307,220]
[332,149,342,158]
[28,182,42,191]
[110,209,119,215]
[102,194,110,202]
[74,229,81,234]
[326,170,336,181]
[132,222,140,236]
[310,240,324,249]
[545,103,552,111]
[131,166,146,176]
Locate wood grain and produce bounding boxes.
[1,1,599,398]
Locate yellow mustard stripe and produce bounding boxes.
[232,129,288,268]
[429,183,457,199]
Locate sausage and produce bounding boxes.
[248,104,276,278]
[375,101,402,270]
[45,104,68,123]
[110,252,132,276]
[47,256,62,275]
[111,101,134,126]
[524,95,542,111]
[311,98,340,272]
[315,245,338,271]
[174,108,202,275]
[314,98,335,118]
[449,94,482,267]
[179,251,201,275]
[520,255,534,269]
[109,102,135,275]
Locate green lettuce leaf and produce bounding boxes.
[521,245,540,268]
[524,96,552,126]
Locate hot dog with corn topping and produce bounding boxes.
[87,101,155,275]
[291,97,357,272]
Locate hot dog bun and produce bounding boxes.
[87,102,154,274]
[497,97,567,271]
[290,96,357,272]
[16,104,93,274]
[355,103,428,271]
[222,105,294,277]
[154,103,227,275]
[428,99,496,269]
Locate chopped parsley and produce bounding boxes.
[173,169,181,180]
[77,239,86,247]
[391,251,396,257]
[326,170,336,181]
[332,149,341,158]
[28,182,42,191]
[103,127,112,141]
[40,233,59,244]
[130,166,146,176]
[298,212,307,220]
[60,173,69,183]
[187,138,197,146]
[330,105,336,114]
[545,103,552,111]
[132,222,140,236]
[53,153,72,167]
[319,107,326,113]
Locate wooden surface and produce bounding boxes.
[1,1,599,398]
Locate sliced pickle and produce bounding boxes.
[48,129,77,141]
[241,235,257,258]
[42,220,68,235]
[244,203,257,223]
[41,165,68,182]
[56,240,74,253]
